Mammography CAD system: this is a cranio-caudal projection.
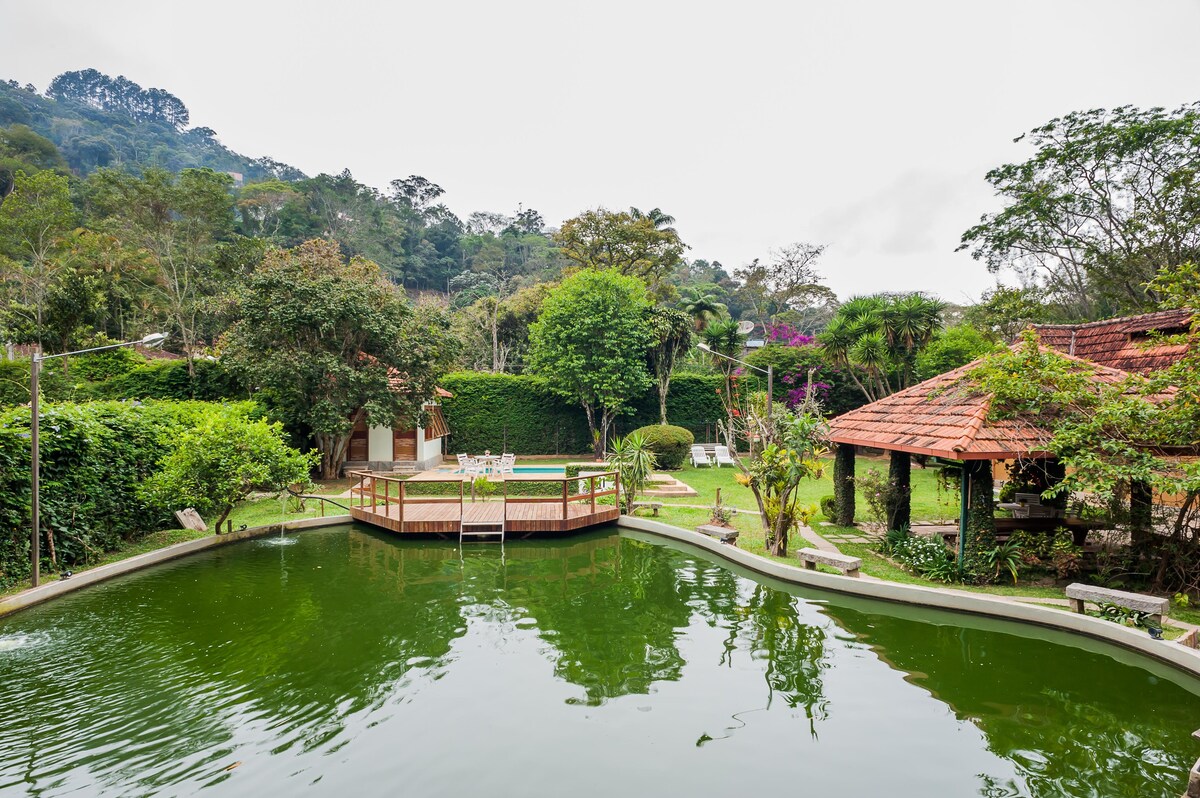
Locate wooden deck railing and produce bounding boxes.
[345,469,621,528]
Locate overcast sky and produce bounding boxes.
[3,0,1200,303]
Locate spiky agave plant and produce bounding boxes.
[608,432,657,512]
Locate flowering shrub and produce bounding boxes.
[766,324,815,348]
[891,533,957,582]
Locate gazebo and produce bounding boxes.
[826,354,1141,563]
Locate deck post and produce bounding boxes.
[590,475,596,513]
[398,479,405,532]
[370,476,376,513]
[562,478,569,520]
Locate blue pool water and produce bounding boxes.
[451,466,567,475]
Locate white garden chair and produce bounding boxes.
[497,453,516,474]
[690,445,712,467]
[714,445,736,468]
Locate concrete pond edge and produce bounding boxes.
[6,512,1200,682]
[0,515,353,619]
[617,515,1200,679]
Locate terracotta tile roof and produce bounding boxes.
[1032,309,1192,374]
[827,352,1132,460]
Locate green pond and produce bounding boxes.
[1,524,1199,797]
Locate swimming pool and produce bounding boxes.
[1,525,1197,796]
[451,465,567,475]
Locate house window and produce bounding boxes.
[425,405,449,440]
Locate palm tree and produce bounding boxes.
[629,206,677,235]
[679,287,728,331]
[818,293,945,402]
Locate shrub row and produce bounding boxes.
[439,372,726,455]
[0,399,261,588]
[0,358,245,409]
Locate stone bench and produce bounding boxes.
[696,524,739,544]
[1065,583,1169,626]
[797,547,862,577]
[631,501,664,516]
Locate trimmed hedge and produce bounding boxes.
[79,359,245,402]
[0,399,262,588]
[440,372,725,455]
[630,425,693,470]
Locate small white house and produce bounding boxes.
[343,389,452,473]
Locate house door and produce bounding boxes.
[348,420,369,461]
[393,429,417,460]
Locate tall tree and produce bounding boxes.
[678,286,728,331]
[222,239,454,478]
[819,293,944,402]
[0,170,77,348]
[527,269,654,459]
[555,209,686,296]
[734,242,833,330]
[85,167,237,374]
[646,307,693,424]
[959,103,1200,319]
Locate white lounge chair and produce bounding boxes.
[714,445,736,467]
[690,445,712,467]
[497,453,516,474]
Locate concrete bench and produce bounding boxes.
[1065,583,1169,626]
[631,501,664,516]
[797,547,862,577]
[696,524,739,544]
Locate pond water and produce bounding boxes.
[1,524,1198,797]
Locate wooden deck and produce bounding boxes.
[346,470,621,537]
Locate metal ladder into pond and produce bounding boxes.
[459,503,506,544]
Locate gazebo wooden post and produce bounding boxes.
[1131,479,1153,546]
[833,443,856,526]
[887,451,911,531]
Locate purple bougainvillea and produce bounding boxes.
[766,324,814,348]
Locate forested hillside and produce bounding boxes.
[0,71,304,182]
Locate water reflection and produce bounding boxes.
[0,525,1195,797]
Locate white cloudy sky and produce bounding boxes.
[3,0,1200,302]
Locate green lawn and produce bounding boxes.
[656,455,959,523]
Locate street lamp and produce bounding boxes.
[696,342,773,419]
[29,333,168,586]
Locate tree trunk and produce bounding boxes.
[1131,479,1153,547]
[887,450,911,531]
[833,444,856,526]
[658,375,669,425]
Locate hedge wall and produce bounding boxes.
[439,372,726,455]
[78,360,245,402]
[0,399,261,588]
[0,358,245,409]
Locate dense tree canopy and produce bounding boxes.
[527,269,654,458]
[960,103,1200,320]
[222,239,455,477]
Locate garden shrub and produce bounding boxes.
[79,359,244,401]
[0,358,71,407]
[630,424,693,470]
[890,533,957,583]
[0,399,265,588]
[819,494,836,519]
